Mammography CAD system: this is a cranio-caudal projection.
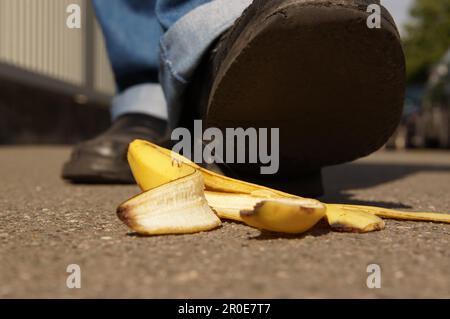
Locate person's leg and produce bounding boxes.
[93,0,169,121]
[62,0,169,183]
[94,0,161,91]
[62,0,232,183]
[155,0,214,31]
[156,0,252,126]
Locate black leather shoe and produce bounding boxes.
[62,113,168,183]
[189,0,405,197]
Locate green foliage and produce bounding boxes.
[403,0,450,84]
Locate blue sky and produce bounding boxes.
[382,0,415,34]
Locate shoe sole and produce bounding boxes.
[206,0,405,178]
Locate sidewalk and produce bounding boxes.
[0,146,449,298]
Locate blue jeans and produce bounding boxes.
[92,0,252,126]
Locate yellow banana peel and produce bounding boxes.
[117,170,221,235]
[117,140,449,236]
[325,205,385,233]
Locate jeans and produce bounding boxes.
[92,0,252,126]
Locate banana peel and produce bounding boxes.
[325,205,385,233]
[117,170,221,235]
[240,198,326,234]
[117,140,450,236]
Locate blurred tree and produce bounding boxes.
[403,0,450,83]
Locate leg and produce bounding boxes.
[92,0,167,121]
[62,0,168,183]
[62,0,222,183]
[157,0,252,126]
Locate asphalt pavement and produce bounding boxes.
[0,146,449,298]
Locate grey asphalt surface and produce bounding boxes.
[0,146,449,298]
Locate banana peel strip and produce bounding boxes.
[327,204,450,223]
[117,140,450,235]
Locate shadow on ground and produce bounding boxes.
[248,219,332,241]
[321,160,450,208]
